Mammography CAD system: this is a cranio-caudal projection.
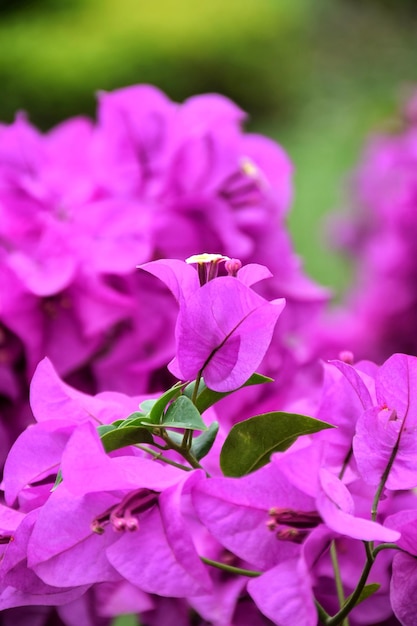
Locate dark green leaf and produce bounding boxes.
[148,382,184,424]
[162,395,207,430]
[220,412,334,477]
[344,583,381,608]
[191,421,219,460]
[100,425,154,453]
[195,372,273,414]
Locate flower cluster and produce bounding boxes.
[3,83,417,625]
[0,85,326,464]
[1,255,417,626]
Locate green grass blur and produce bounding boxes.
[111,616,138,626]
[0,0,416,297]
[0,0,311,126]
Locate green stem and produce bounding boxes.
[181,429,190,449]
[330,541,349,626]
[200,556,261,578]
[371,419,404,522]
[185,428,193,450]
[338,447,353,481]
[364,540,373,562]
[315,600,331,623]
[181,447,205,470]
[326,542,374,626]
[325,543,404,625]
[373,542,406,557]
[191,371,202,406]
[161,430,205,471]
[135,444,192,472]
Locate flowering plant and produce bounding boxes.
[0,85,417,626]
[0,252,415,626]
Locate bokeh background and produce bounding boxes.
[1,0,416,295]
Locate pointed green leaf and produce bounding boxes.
[100,425,154,453]
[139,399,157,413]
[191,421,219,460]
[51,469,63,492]
[194,372,273,414]
[344,583,381,608]
[220,412,334,477]
[97,424,117,436]
[120,412,147,426]
[120,416,153,428]
[148,382,184,424]
[161,395,207,430]
[120,385,184,426]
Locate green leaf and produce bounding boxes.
[120,416,154,429]
[220,412,334,477]
[344,583,381,608]
[97,424,117,436]
[161,395,207,430]
[191,421,219,460]
[100,425,154,453]
[139,399,157,413]
[51,469,63,492]
[148,382,184,424]
[122,411,147,423]
[194,372,273,414]
[120,384,184,427]
[116,414,153,430]
[183,379,201,400]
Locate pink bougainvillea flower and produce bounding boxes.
[3,358,145,508]
[383,508,417,626]
[193,441,399,568]
[170,276,285,391]
[23,422,212,598]
[332,353,417,490]
[140,258,285,391]
[247,555,316,626]
[0,83,329,478]
[193,441,400,626]
[0,507,91,612]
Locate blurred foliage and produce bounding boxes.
[0,0,312,127]
[0,0,416,294]
[264,0,417,295]
[111,615,138,626]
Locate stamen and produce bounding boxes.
[219,158,266,209]
[267,507,322,543]
[185,253,230,285]
[91,489,158,535]
[276,528,308,544]
[0,535,13,544]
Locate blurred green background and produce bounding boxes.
[1,0,416,297]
